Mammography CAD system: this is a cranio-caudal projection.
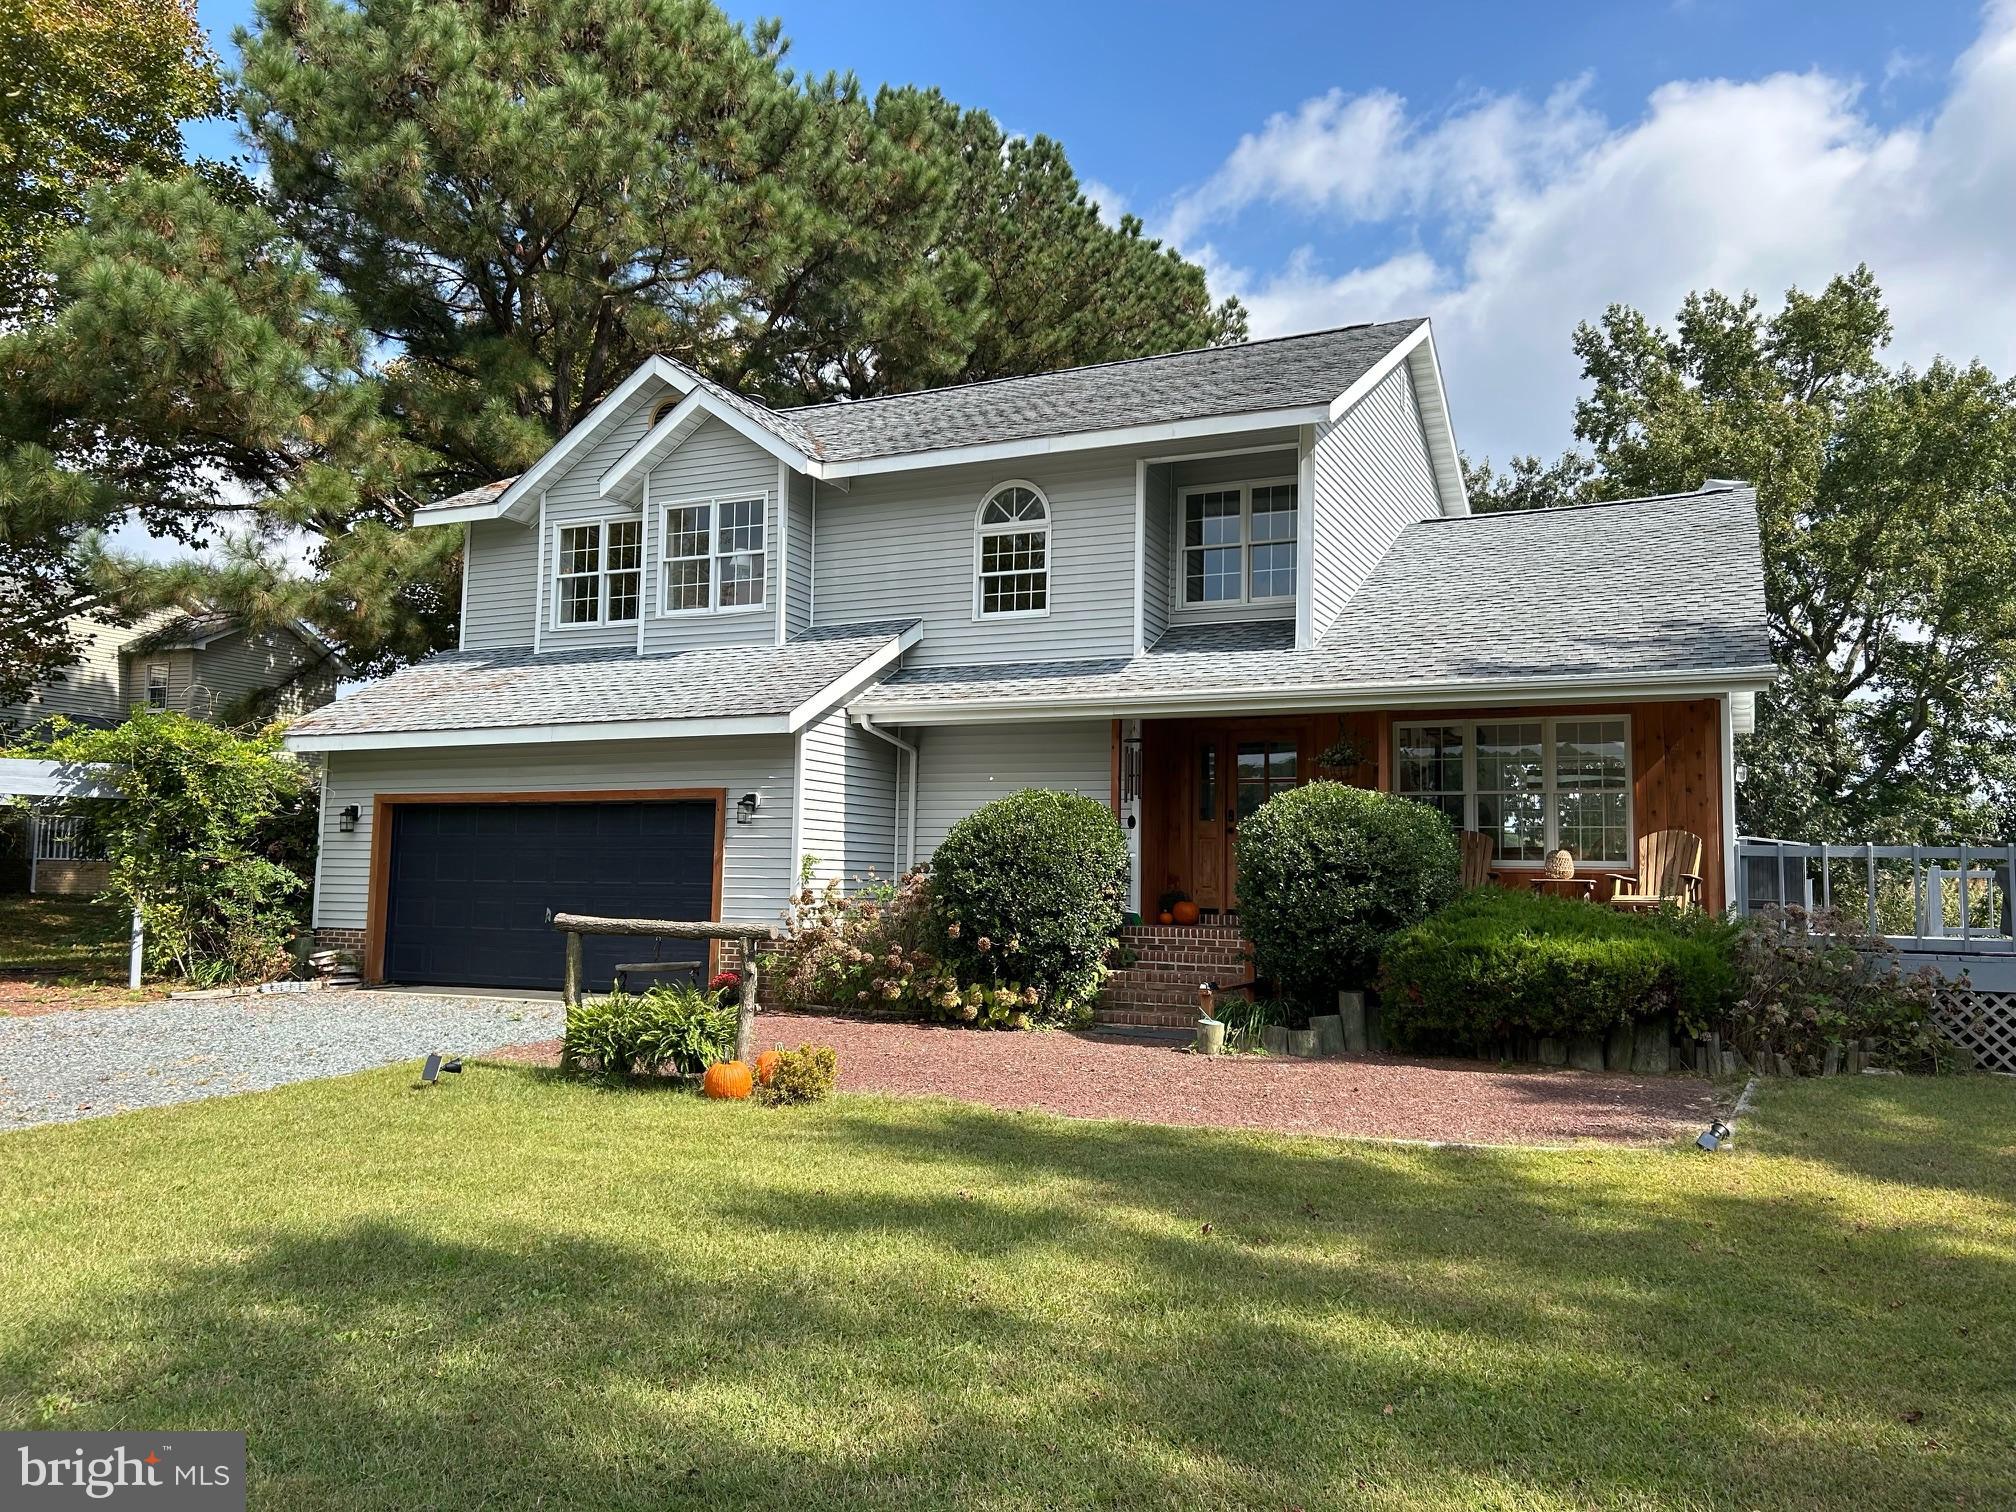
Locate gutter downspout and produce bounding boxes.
[857,712,917,874]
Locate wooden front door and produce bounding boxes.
[1183,725,1305,914]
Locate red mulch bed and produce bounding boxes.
[494,1011,1714,1147]
[0,979,164,1018]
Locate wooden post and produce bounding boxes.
[735,953,760,1062]
[563,930,582,1010]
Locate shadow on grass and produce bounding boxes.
[0,1074,2007,1509]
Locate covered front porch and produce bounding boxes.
[1118,698,1735,921]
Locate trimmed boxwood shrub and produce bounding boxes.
[1378,888,1739,1050]
[1235,782,1461,1002]
[930,788,1128,1017]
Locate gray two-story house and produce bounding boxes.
[284,320,1775,994]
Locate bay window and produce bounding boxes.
[1395,716,1631,865]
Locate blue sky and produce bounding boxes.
[180,0,2012,465]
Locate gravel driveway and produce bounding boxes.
[0,989,562,1131]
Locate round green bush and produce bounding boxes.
[930,788,1129,1016]
[1234,782,1460,1002]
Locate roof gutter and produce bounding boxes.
[854,712,918,873]
[852,664,1783,726]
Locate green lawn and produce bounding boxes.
[0,893,133,982]
[0,1070,2009,1510]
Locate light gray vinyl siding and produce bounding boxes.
[911,719,1110,856]
[313,736,797,931]
[1140,464,1172,648]
[1163,446,1301,629]
[639,417,780,654]
[2,615,141,728]
[785,471,815,637]
[797,705,898,889]
[462,518,539,650]
[1309,364,1440,640]
[183,628,334,718]
[814,453,1137,668]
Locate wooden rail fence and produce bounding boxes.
[549,913,780,1062]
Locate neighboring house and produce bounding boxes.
[7,609,344,895]
[283,320,1774,994]
[4,609,343,732]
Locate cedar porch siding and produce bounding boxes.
[1135,699,1726,913]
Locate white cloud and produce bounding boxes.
[1079,178,1128,228]
[1166,2,2016,463]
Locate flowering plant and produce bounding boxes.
[760,863,1054,1029]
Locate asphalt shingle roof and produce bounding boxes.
[287,620,918,738]
[779,321,1425,462]
[415,321,1426,512]
[856,486,1773,710]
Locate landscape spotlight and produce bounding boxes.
[1696,1119,1733,1152]
[419,1054,462,1085]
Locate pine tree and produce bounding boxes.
[0,0,225,320]
[7,0,1245,675]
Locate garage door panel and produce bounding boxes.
[382,800,717,991]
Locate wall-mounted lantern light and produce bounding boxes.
[338,804,360,833]
[736,792,761,825]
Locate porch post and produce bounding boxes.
[1120,718,1143,917]
[1718,693,1739,915]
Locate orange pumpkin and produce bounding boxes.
[1172,900,1201,926]
[702,1060,753,1100]
[1157,910,1174,925]
[754,1049,783,1086]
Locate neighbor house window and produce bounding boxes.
[1181,479,1298,605]
[659,496,767,614]
[552,518,642,627]
[974,482,1050,617]
[145,664,169,710]
[1394,716,1632,865]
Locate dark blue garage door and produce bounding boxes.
[382,800,717,991]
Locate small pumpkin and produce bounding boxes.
[1172,900,1201,926]
[1157,910,1175,925]
[701,1060,753,1100]
[754,1049,783,1086]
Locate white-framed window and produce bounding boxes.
[658,495,767,615]
[1395,716,1633,866]
[145,664,169,710]
[973,481,1050,618]
[550,518,642,628]
[1179,478,1298,606]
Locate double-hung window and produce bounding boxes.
[659,496,767,614]
[145,664,170,710]
[1180,479,1298,606]
[974,482,1050,618]
[1395,716,1632,865]
[552,519,642,627]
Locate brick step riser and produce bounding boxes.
[1094,1010,1202,1029]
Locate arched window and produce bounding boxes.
[973,482,1050,618]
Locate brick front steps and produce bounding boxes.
[1096,923,1252,1030]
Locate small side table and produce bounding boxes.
[1528,875,1599,901]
